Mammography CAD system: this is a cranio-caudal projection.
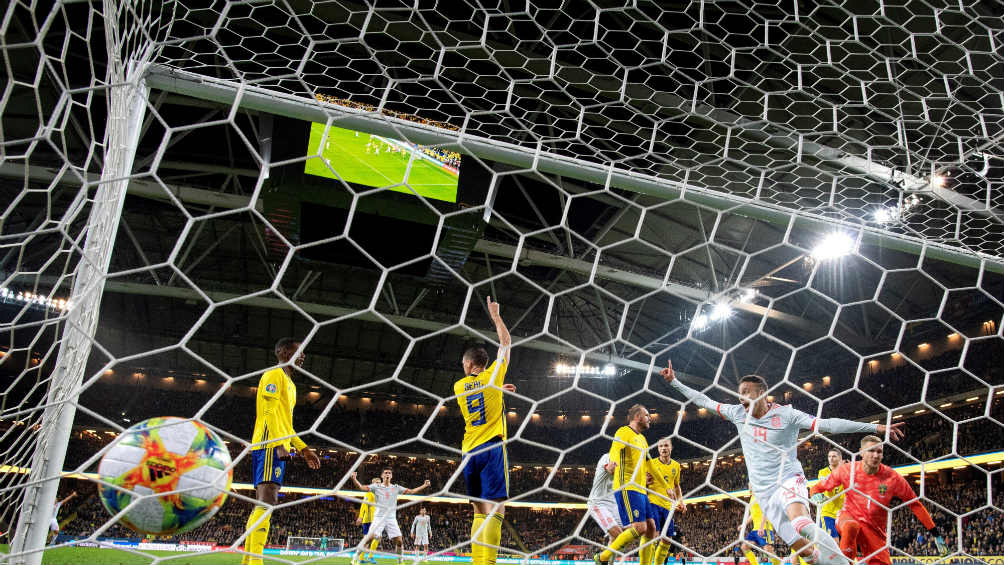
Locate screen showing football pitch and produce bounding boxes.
[304,123,460,203]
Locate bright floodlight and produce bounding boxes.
[811,233,855,260]
[691,314,709,331]
[739,289,756,303]
[710,303,732,321]
[602,364,616,376]
[873,207,896,224]
[930,173,947,188]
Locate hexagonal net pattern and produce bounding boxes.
[0,2,1003,565]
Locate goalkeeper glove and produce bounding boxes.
[929,527,948,556]
[811,493,826,505]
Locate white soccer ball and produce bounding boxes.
[97,417,233,535]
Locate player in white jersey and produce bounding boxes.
[587,453,624,540]
[47,491,77,544]
[661,361,903,565]
[351,468,431,565]
[411,507,432,556]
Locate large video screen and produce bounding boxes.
[304,123,460,203]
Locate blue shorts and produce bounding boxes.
[616,490,649,525]
[463,438,509,500]
[648,503,676,537]
[822,516,838,539]
[251,447,286,486]
[362,523,371,535]
[745,529,775,547]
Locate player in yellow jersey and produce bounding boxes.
[741,491,778,565]
[241,338,321,565]
[355,477,381,564]
[454,296,511,565]
[647,437,686,565]
[595,404,657,565]
[816,449,845,540]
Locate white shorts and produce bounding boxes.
[370,517,403,539]
[588,499,622,533]
[49,518,59,532]
[414,533,429,545]
[759,474,811,545]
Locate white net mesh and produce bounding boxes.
[1,1,1002,565]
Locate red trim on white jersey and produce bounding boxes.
[716,403,725,420]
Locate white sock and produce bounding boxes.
[793,517,848,565]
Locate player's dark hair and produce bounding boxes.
[382,467,393,473]
[627,403,647,422]
[739,374,768,393]
[274,337,299,358]
[463,345,490,371]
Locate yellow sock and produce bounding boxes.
[479,513,503,565]
[639,536,653,565]
[242,506,270,565]
[600,528,640,562]
[745,551,760,565]
[654,541,671,565]
[367,538,379,560]
[471,513,486,564]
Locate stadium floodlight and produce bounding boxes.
[710,303,732,321]
[739,289,756,303]
[691,314,709,332]
[873,207,897,224]
[930,173,947,188]
[554,363,619,377]
[811,233,855,261]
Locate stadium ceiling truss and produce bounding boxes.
[2,1,1003,401]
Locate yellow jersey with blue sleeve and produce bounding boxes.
[749,494,773,532]
[647,457,682,510]
[251,367,306,452]
[609,425,649,493]
[816,466,845,519]
[358,491,375,524]
[454,352,509,453]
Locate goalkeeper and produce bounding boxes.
[810,435,948,564]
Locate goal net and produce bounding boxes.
[286,536,344,553]
[1,2,1001,565]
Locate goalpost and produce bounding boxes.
[1,2,1001,565]
[285,536,345,553]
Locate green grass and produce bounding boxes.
[304,123,459,203]
[1,545,420,565]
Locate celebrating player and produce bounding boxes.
[242,338,321,565]
[355,477,381,563]
[816,449,846,540]
[587,453,624,543]
[647,437,685,565]
[350,469,431,565]
[661,360,901,565]
[594,404,665,565]
[454,296,511,565]
[48,491,77,545]
[411,507,432,556]
[740,492,778,565]
[810,435,948,564]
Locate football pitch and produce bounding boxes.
[0,545,405,564]
[304,124,459,203]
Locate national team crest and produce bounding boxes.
[771,415,781,427]
[878,484,888,495]
[265,383,277,393]
[275,467,282,479]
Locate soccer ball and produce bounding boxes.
[98,416,232,535]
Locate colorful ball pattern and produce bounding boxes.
[97,417,232,535]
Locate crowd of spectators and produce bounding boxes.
[313,93,460,132]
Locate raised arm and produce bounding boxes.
[405,479,431,495]
[486,296,511,355]
[351,472,369,491]
[661,360,733,414]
